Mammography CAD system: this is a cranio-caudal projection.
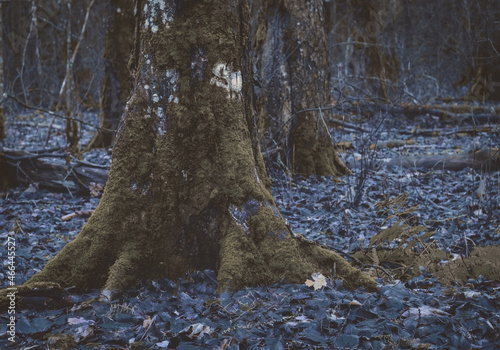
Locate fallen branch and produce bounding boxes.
[329,118,371,133]
[61,210,94,222]
[0,150,108,194]
[384,149,499,172]
[396,126,499,137]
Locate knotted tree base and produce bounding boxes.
[0,0,376,309]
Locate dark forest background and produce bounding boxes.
[1,0,499,153]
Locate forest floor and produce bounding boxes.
[0,105,499,349]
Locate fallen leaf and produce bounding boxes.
[156,340,170,348]
[143,315,154,328]
[180,323,213,339]
[401,305,451,318]
[349,300,362,306]
[305,273,327,290]
[68,317,89,325]
[74,325,95,343]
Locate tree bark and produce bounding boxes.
[251,0,350,177]
[329,0,401,102]
[451,0,500,102]
[0,2,5,140]
[4,0,375,304]
[86,0,134,150]
[1,0,41,105]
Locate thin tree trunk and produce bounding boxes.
[86,0,134,150]
[53,0,95,153]
[0,2,5,140]
[1,0,375,306]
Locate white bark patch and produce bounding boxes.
[166,69,179,104]
[156,107,165,136]
[253,167,261,184]
[210,63,242,99]
[144,0,173,31]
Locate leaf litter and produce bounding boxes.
[0,111,499,349]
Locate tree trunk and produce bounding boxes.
[333,0,401,101]
[86,0,134,150]
[0,2,5,140]
[1,0,41,105]
[251,0,350,177]
[10,0,375,302]
[446,0,500,102]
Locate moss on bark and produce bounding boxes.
[251,0,349,178]
[1,0,375,307]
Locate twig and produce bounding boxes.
[20,1,37,104]
[3,93,113,132]
[329,118,370,133]
[61,210,94,222]
[70,155,109,170]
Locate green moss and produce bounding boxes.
[44,332,76,349]
[248,206,284,242]
[218,199,376,292]
[0,281,64,309]
[254,13,267,49]
[290,113,348,177]
[353,243,500,286]
[0,0,375,302]
[149,0,243,76]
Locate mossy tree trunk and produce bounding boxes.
[251,0,350,177]
[13,0,375,301]
[86,0,134,150]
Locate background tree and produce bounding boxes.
[326,0,402,102]
[3,0,375,303]
[2,0,42,105]
[250,0,350,177]
[85,0,134,150]
[453,0,500,102]
[0,2,5,140]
